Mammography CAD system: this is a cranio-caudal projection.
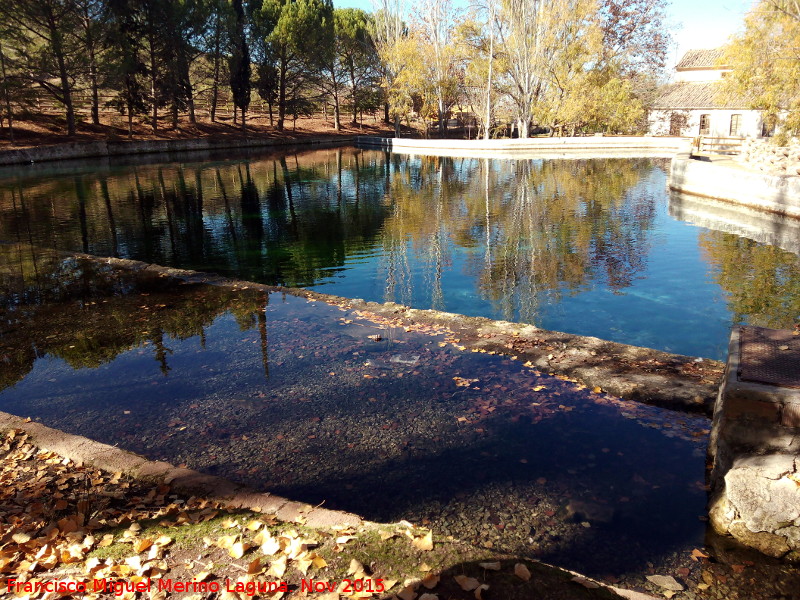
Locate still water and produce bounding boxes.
[1,146,799,359]
[0,249,711,582]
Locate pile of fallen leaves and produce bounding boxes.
[0,428,626,600]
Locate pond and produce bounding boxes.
[1,146,799,360]
[2,248,799,598]
[0,248,712,582]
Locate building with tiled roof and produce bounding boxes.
[648,48,766,138]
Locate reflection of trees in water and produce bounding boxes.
[0,251,268,392]
[0,151,660,320]
[379,156,658,323]
[0,148,390,288]
[699,231,800,329]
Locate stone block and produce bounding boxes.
[708,326,800,560]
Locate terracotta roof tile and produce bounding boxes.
[675,48,728,70]
[652,81,748,110]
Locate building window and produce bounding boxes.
[729,114,742,137]
[699,114,710,135]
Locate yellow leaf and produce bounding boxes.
[412,531,433,551]
[261,536,281,556]
[154,535,173,547]
[514,563,531,581]
[193,571,211,582]
[229,542,251,559]
[134,538,153,553]
[12,532,31,544]
[126,555,143,571]
[295,555,313,576]
[268,555,287,578]
[222,518,238,529]
[311,554,328,569]
[217,535,237,550]
[246,520,263,531]
[592,387,602,393]
[335,535,355,544]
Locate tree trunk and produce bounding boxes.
[277,53,287,131]
[148,31,158,132]
[332,86,341,132]
[0,41,13,143]
[210,44,220,122]
[384,102,390,124]
[51,22,76,136]
[350,64,358,125]
[484,3,494,141]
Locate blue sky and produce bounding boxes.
[332,0,755,70]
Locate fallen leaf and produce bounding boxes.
[268,555,287,578]
[474,584,489,600]
[247,558,262,575]
[397,584,417,600]
[421,573,439,589]
[514,563,531,582]
[229,541,251,559]
[691,548,709,561]
[478,562,501,571]
[412,531,433,551]
[134,538,153,553]
[454,575,480,591]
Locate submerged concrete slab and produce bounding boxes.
[709,326,800,560]
[71,252,725,416]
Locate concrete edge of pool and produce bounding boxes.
[0,135,357,167]
[70,251,726,417]
[0,411,662,600]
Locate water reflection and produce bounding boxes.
[2,149,800,358]
[0,245,268,392]
[669,192,800,331]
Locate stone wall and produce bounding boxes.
[708,327,800,561]
[737,138,800,176]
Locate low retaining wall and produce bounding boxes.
[708,327,800,561]
[669,151,800,219]
[356,135,687,159]
[0,135,354,166]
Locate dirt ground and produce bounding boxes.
[0,111,408,151]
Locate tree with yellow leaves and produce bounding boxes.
[721,0,800,135]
